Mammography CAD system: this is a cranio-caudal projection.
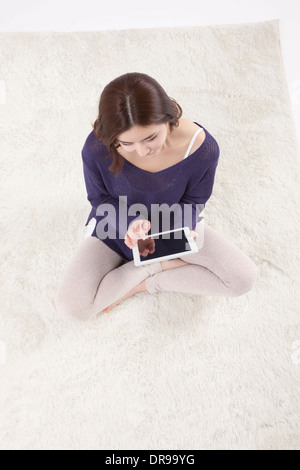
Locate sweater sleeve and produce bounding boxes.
[83,162,145,241]
[167,150,219,232]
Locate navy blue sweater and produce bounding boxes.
[82,122,220,261]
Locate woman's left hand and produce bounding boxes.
[190,230,198,240]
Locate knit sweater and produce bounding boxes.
[82,121,220,261]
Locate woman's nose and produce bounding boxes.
[136,144,150,157]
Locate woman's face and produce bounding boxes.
[116,123,170,158]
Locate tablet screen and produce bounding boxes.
[137,229,191,262]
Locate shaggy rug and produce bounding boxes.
[0,19,300,450]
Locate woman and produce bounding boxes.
[55,72,258,321]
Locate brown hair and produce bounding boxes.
[92,72,183,177]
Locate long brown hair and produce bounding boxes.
[92,72,183,177]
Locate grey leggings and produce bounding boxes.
[55,220,258,321]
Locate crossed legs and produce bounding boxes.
[55,221,258,322]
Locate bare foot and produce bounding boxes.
[101,280,147,314]
[101,259,190,314]
[160,258,190,271]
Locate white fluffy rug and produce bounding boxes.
[1,19,300,450]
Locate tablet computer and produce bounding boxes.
[132,226,198,267]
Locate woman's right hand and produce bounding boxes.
[124,219,153,254]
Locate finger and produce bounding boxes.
[137,231,147,241]
[130,238,137,248]
[125,234,135,249]
[145,240,154,251]
[147,240,155,253]
[128,221,140,239]
[142,221,150,232]
[138,221,150,240]
[138,222,148,239]
[130,221,150,240]
[128,228,136,240]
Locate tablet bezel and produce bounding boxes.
[132,226,198,267]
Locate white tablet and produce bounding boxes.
[133,226,199,267]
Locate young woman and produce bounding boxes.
[55,72,258,321]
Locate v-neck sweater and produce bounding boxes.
[82,121,220,261]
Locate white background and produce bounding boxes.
[1,0,299,147]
